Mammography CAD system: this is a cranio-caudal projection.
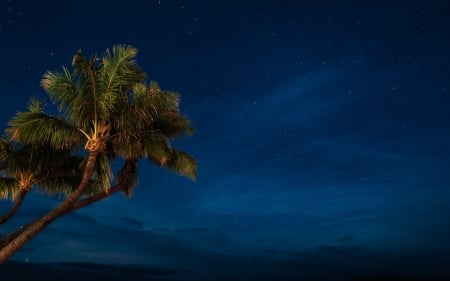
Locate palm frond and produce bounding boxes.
[114,81,188,143]
[27,98,45,113]
[129,82,180,125]
[157,111,194,138]
[37,164,107,198]
[140,131,197,181]
[163,150,197,181]
[94,152,113,193]
[72,49,98,78]
[112,101,153,136]
[30,148,82,178]
[117,159,138,199]
[41,66,77,113]
[0,139,17,170]
[36,151,110,198]
[98,45,146,119]
[7,106,83,150]
[37,177,79,198]
[146,81,180,115]
[111,132,143,160]
[100,45,144,91]
[142,134,171,166]
[0,177,19,201]
[69,50,99,127]
[146,143,171,167]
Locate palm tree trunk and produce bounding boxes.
[0,220,34,250]
[0,150,99,264]
[0,189,29,225]
[0,185,123,252]
[0,160,135,252]
[0,157,135,262]
[0,158,135,238]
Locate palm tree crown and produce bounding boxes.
[6,45,196,197]
[0,45,197,264]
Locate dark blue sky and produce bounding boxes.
[1,1,450,280]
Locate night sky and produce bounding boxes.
[1,1,450,280]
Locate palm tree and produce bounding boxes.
[0,135,117,225]
[0,139,87,224]
[0,45,196,263]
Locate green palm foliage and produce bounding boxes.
[6,45,196,198]
[0,139,78,199]
[0,45,196,264]
[0,139,89,224]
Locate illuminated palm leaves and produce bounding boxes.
[111,81,196,182]
[7,99,83,150]
[5,45,196,199]
[0,139,84,201]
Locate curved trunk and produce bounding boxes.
[0,189,30,225]
[0,159,136,252]
[0,220,34,250]
[0,185,123,252]
[0,150,99,264]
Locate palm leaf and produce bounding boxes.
[69,50,100,127]
[145,82,180,116]
[117,159,139,198]
[157,111,194,138]
[7,106,83,150]
[101,45,143,90]
[145,141,171,166]
[99,45,146,118]
[41,66,77,113]
[94,152,113,193]
[0,177,19,201]
[164,150,197,181]
[0,139,17,170]
[37,177,78,198]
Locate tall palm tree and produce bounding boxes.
[0,45,196,263]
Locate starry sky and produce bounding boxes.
[1,1,450,280]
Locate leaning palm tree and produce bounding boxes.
[0,136,115,225]
[0,45,196,263]
[0,139,81,224]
